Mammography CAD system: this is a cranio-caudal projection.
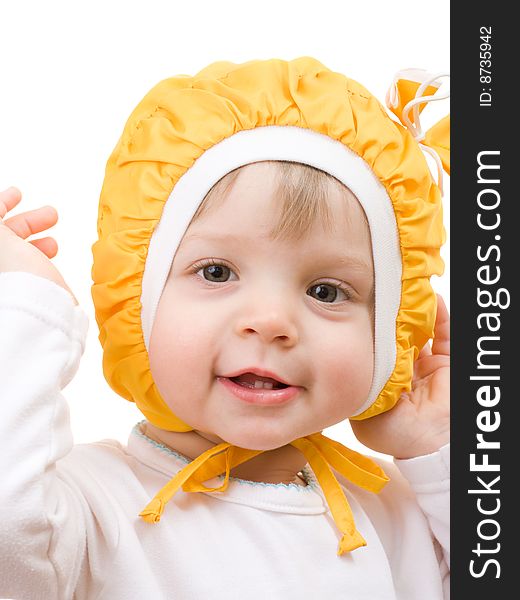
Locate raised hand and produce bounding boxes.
[0,187,78,304]
[351,294,450,459]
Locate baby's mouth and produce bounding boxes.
[228,373,289,390]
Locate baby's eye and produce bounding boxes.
[307,283,350,303]
[192,262,351,302]
[195,262,235,283]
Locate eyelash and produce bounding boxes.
[189,258,354,303]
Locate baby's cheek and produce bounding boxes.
[323,332,374,409]
[326,354,369,392]
[158,293,209,364]
[150,313,207,402]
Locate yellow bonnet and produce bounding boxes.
[91,57,449,554]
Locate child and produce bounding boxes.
[0,57,450,599]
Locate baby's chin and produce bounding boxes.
[211,423,308,452]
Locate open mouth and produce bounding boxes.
[218,371,300,405]
[229,373,289,390]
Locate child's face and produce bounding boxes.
[149,162,375,450]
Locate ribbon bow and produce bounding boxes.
[385,68,450,192]
[139,432,389,556]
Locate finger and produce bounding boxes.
[29,237,58,259]
[432,294,450,356]
[413,354,450,382]
[3,205,58,240]
[418,342,432,358]
[0,187,22,219]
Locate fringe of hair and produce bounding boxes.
[190,161,368,241]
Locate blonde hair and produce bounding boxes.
[191,161,369,241]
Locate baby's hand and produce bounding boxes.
[351,294,450,459]
[0,187,78,304]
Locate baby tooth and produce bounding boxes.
[254,380,274,389]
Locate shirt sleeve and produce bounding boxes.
[394,443,450,597]
[0,272,90,600]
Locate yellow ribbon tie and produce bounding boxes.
[139,433,389,556]
[385,68,450,186]
[183,446,263,492]
[290,434,389,555]
[424,115,450,175]
[139,443,262,522]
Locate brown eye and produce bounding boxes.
[307,284,349,303]
[201,264,231,282]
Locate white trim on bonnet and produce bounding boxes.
[140,125,402,416]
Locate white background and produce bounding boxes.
[0,0,450,455]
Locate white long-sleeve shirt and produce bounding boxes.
[0,272,450,600]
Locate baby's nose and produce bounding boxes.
[234,308,299,347]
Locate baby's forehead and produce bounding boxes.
[188,160,370,243]
[178,181,374,280]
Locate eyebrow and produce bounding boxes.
[181,232,373,272]
[331,255,373,272]
[182,232,260,243]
